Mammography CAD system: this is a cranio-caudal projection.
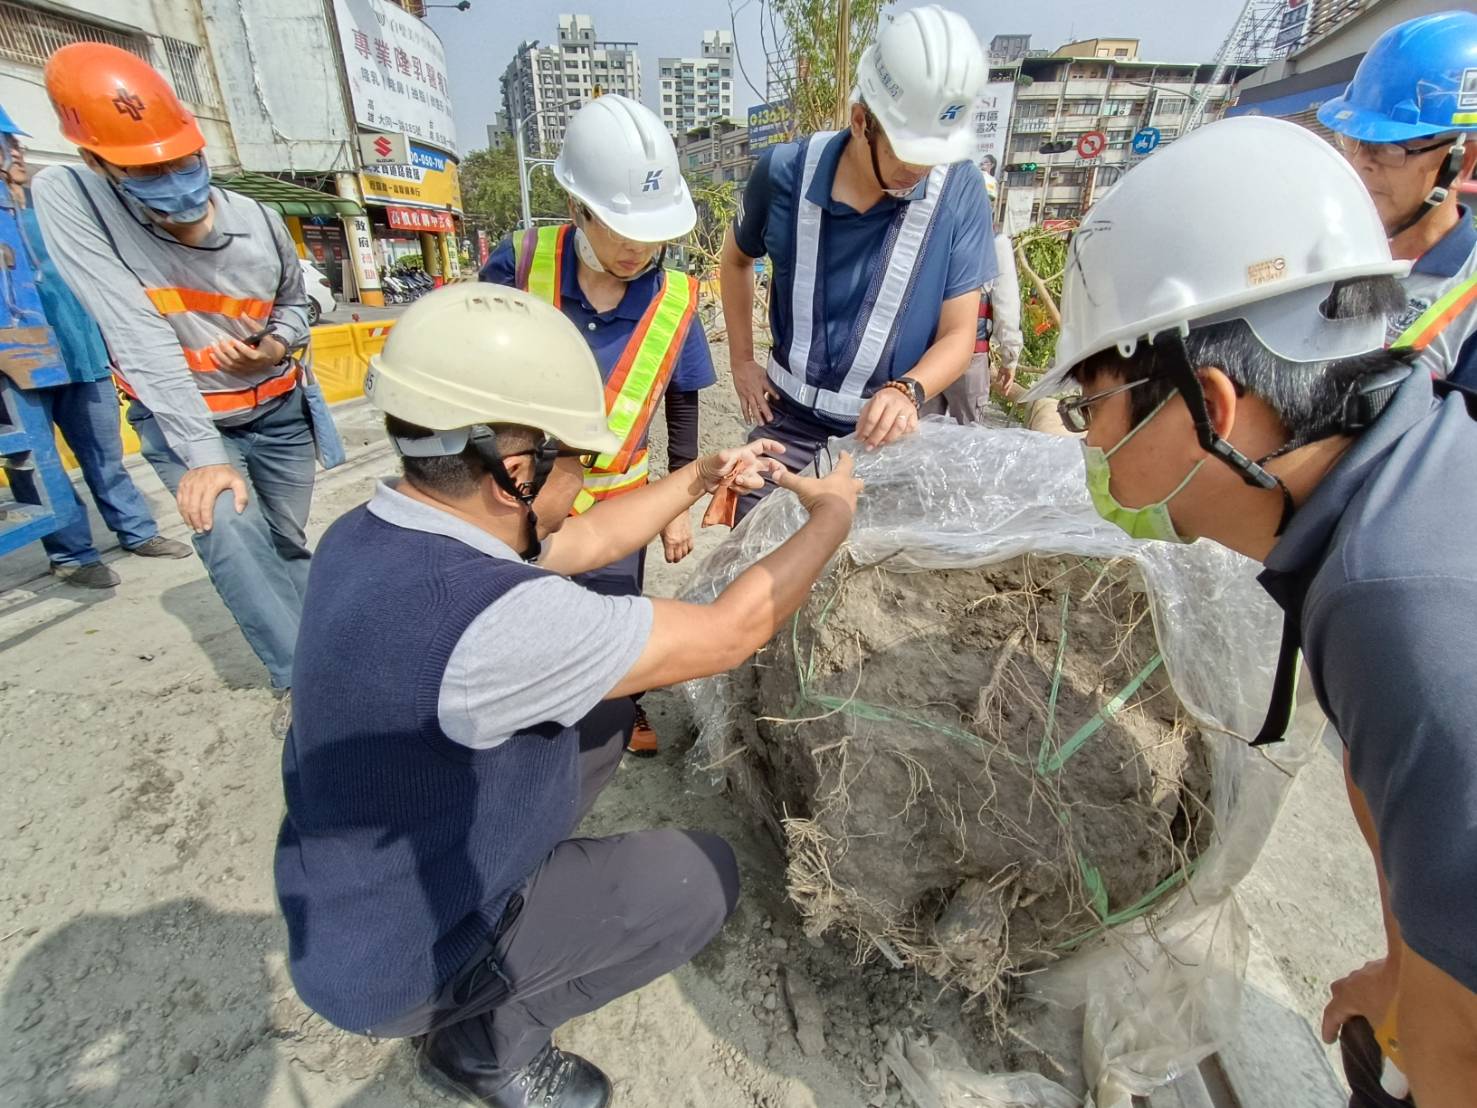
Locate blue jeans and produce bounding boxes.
[128,392,316,689]
[6,379,158,566]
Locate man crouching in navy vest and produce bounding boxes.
[274,284,862,1108]
[718,6,993,523]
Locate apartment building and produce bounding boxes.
[995,42,1256,227]
[500,14,641,156]
[658,30,734,138]
[676,118,752,186]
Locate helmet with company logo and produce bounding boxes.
[553,94,695,243]
[855,5,988,165]
[1317,10,1477,142]
[44,43,204,166]
[1027,116,1408,398]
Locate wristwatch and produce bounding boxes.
[885,377,925,410]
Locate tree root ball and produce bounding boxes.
[724,554,1213,1004]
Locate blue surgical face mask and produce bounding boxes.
[1082,392,1205,544]
[117,157,212,224]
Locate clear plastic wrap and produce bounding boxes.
[680,419,1324,1106]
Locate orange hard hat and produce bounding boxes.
[44,42,204,166]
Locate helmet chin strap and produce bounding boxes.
[468,427,558,562]
[1389,137,1467,238]
[864,125,917,200]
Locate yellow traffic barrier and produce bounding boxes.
[307,323,362,404]
[4,319,399,483]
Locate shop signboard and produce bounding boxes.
[360,142,464,211]
[747,101,794,152]
[387,206,456,233]
[971,80,1016,178]
[336,0,458,155]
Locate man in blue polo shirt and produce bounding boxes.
[482,95,713,755]
[1319,12,1477,384]
[1030,116,1477,1106]
[718,5,991,521]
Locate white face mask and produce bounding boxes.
[572,215,659,283]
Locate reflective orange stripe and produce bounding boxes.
[182,346,219,373]
[146,286,273,322]
[201,369,298,414]
[113,366,297,415]
[599,275,698,474]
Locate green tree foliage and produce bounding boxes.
[1013,226,1069,369]
[458,144,566,243]
[764,0,890,135]
[685,175,738,277]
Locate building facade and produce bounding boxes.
[0,0,238,171]
[1230,0,1447,135]
[658,31,735,138]
[500,15,641,157]
[994,42,1255,229]
[677,118,752,186]
[0,0,468,306]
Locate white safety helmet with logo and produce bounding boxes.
[1027,115,1411,399]
[365,283,619,455]
[856,5,988,166]
[553,93,696,244]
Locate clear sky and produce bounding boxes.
[424,0,1252,155]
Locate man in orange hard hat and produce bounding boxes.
[32,43,343,737]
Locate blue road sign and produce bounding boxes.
[1132,128,1162,156]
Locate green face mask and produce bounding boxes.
[1081,393,1204,544]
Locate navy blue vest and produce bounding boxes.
[274,506,579,1031]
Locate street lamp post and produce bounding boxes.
[515,101,579,233]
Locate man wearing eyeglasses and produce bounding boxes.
[1319,11,1477,385]
[31,43,339,737]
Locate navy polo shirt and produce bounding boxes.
[1259,369,1477,993]
[1391,205,1477,386]
[733,131,993,430]
[480,229,715,395]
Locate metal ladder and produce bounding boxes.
[0,375,74,557]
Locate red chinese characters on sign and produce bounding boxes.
[353,30,370,58]
[387,206,455,233]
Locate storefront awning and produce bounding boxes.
[212,173,363,218]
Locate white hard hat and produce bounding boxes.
[553,94,696,243]
[364,284,621,454]
[856,6,987,166]
[1027,116,1410,398]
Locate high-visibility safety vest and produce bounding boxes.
[57,166,300,419]
[511,223,698,513]
[1392,271,1477,354]
[124,285,298,413]
[765,131,952,423]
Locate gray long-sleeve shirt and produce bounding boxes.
[32,166,310,468]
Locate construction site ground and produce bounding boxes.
[1,343,1376,1108]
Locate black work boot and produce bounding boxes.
[418,1038,611,1108]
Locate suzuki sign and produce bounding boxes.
[359,131,411,167]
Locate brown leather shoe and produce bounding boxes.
[625,704,658,758]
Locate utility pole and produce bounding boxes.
[835,0,851,129]
[514,123,533,232]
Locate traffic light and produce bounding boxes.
[1039,139,1074,154]
[1008,161,1039,173]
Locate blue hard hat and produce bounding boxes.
[0,102,27,137]
[1317,10,1477,142]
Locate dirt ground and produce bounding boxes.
[1,342,1379,1107]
